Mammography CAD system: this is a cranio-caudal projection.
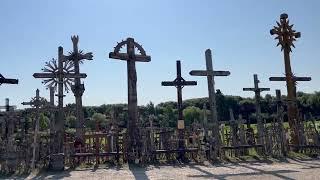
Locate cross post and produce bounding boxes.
[189,49,230,159]
[108,37,151,162]
[243,74,270,145]
[270,13,311,145]
[162,60,197,158]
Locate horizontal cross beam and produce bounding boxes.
[109,52,151,62]
[33,73,87,79]
[243,88,270,92]
[269,76,311,81]
[189,70,230,77]
[161,81,197,87]
[0,78,18,84]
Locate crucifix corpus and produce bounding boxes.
[243,74,270,145]
[269,13,311,145]
[108,37,151,162]
[162,60,197,156]
[189,49,230,159]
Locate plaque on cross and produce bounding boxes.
[161,60,197,150]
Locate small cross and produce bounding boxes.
[162,60,197,150]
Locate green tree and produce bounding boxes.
[183,106,202,126]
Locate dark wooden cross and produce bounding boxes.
[21,89,48,170]
[243,74,270,145]
[270,13,311,145]
[65,35,93,142]
[109,37,151,161]
[0,74,18,85]
[162,60,197,150]
[189,49,230,159]
[33,46,87,154]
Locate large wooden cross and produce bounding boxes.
[0,74,18,85]
[33,46,87,154]
[269,13,311,145]
[109,37,151,161]
[162,60,197,151]
[21,89,48,170]
[189,49,230,159]
[65,35,93,141]
[243,74,270,145]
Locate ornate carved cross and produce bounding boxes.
[161,60,197,151]
[65,35,93,141]
[109,37,151,161]
[269,13,311,145]
[243,74,270,145]
[189,49,230,159]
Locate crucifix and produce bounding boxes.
[33,46,87,155]
[269,13,311,145]
[0,74,18,85]
[243,74,270,145]
[21,89,48,170]
[189,49,230,159]
[65,35,93,142]
[109,37,151,161]
[162,60,197,152]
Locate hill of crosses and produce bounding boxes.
[0,13,319,178]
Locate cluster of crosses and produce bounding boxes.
[0,13,313,168]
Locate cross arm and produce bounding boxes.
[0,74,18,84]
[21,102,32,106]
[182,81,197,86]
[243,88,255,91]
[109,52,151,62]
[189,70,230,76]
[269,77,311,81]
[33,73,87,79]
[161,81,176,86]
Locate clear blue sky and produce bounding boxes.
[0,0,319,109]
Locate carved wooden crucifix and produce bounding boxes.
[162,60,197,151]
[33,46,87,154]
[21,89,48,170]
[269,13,311,145]
[189,49,230,158]
[0,74,18,85]
[109,37,151,161]
[243,74,270,145]
[65,35,93,142]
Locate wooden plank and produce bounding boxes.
[33,73,87,79]
[161,81,176,86]
[243,88,255,91]
[269,77,286,81]
[0,78,18,84]
[190,70,230,76]
[109,52,151,62]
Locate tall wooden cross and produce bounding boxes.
[189,49,230,158]
[0,74,18,85]
[162,60,197,151]
[0,98,16,112]
[33,46,87,154]
[21,89,48,170]
[65,35,93,142]
[109,37,151,161]
[243,74,270,145]
[269,13,311,145]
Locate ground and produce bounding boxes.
[16,158,320,180]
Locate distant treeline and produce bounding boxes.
[60,90,320,130]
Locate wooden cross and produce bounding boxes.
[0,74,18,85]
[65,35,93,141]
[109,37,151,161]
[243,74,270,145]
[189,49,230,158]
[270,13,311,145]
[21,89,48,170]
[162,60,197,150]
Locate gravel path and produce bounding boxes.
[24,159,320,180]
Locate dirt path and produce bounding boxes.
[22,159,320,180]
